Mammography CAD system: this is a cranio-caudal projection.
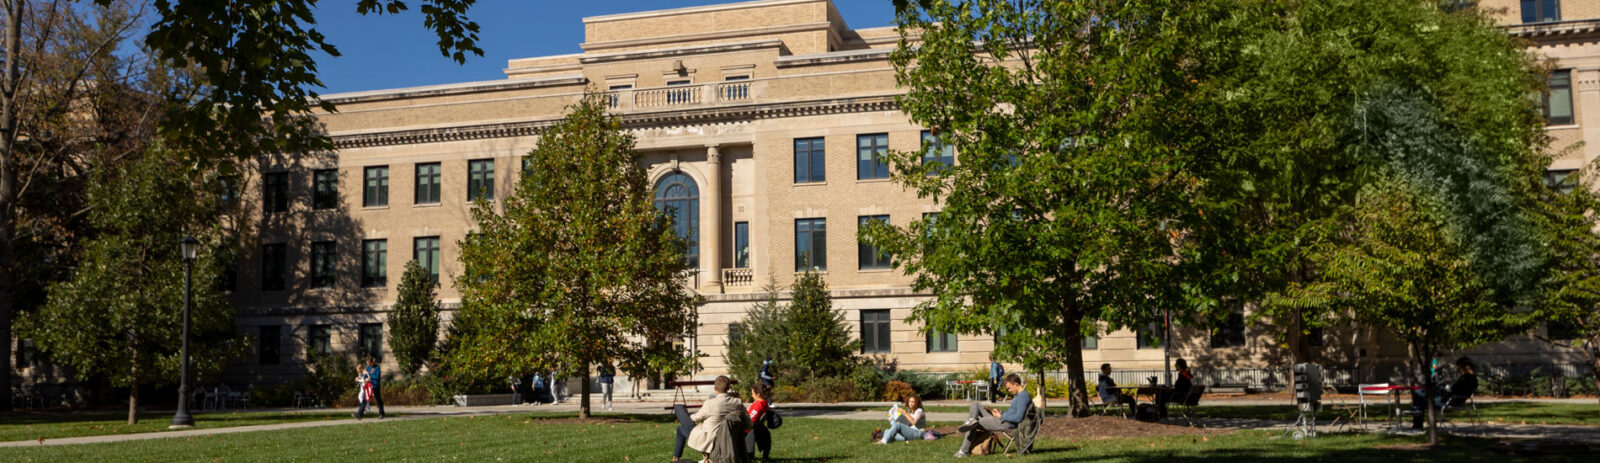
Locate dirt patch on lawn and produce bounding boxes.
[929,416,1223,440]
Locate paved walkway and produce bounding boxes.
[4,398,1596,447]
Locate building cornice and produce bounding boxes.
[318,75,588,105]
[1505,18,1600,41]
[578,40,788,64]
[330,94,901,149]
[581,23,826,53]
[776,48,893,68]
[582,0,823,24]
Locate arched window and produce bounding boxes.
[653,172,699,267]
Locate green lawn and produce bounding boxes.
[0,412,1590,462]
[0,410,383,442]
[828,401,1600,425]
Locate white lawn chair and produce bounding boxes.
[1356,383,1390,430]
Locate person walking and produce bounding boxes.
[759,357,776,388]
[361,357,385,419]
[531,372,547,405]
[599,364,616,411]
[988,355,1004,403]
[551,368,564,404]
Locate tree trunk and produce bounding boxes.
[1412,345,1438,447]
[1588,347,1599,422]
[579,365,591,420]
[1037,370,1047,410]
[0,0,27,414]
[126,384,139,425]
[1062,316,1089,417]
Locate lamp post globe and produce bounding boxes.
[170,236,199,428]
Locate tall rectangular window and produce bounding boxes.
[363,166,389,207]
[922,130,954,175]
[414,236,440,284]
[1082,333,1099,350]
[1210,306,1247,348]
[258,326,281,365]
[1544,69,1574,126]
[733,222,750,269]
[1521,0,1560,23]
[858,215,891,269]
[362,239,388,287]
[926,329,958,353]
[860,309,891,353]
[307,325,332,358]
[857,133,890,180]
[261,243,287,291]
[794,137,825,183]
[1546,169,1578,195]
[310,241,335,288]
[1136,323,1163,349]
[219,175,240,204]
[795,218,827,271]
[263,172,288,213]
[312,169,338,210]
[358,323,383,362]
[468,159,495,201]
[415,162,441,204]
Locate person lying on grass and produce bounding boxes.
[954,373,1028,458]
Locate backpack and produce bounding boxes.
[766,409,783,429]
[970,432,1001,455]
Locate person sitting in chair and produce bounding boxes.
[680,375,750,463]
[1410,357,1478,429]
[954,373,1028,458]
[1097,363,1137,417]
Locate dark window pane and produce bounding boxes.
[858,215,891,269]
[415,163,441,204]
[653,172,700,268]
[362,240,388,287]
[259,326,281,365]
[261,243,287,291]
[358,323,383,362]
[857,133,889,180]
[310,241,336,288]
[926,329,958,353]
[921,130,954,175]
[1545,70,1574,125]
[861,309,891,353]
[364,166,389,207]
[795,218,826,271]
[734,222,750,269]
[307,325,332,358]
[1545,169,1578,195]
[313,169,338,210]
[794,137,825,183]
[468,159,495,201]
[1523,0,1561,23]
[263,172,289,213]
[1210,307,1247,348]
[1082,334,1098,350]
[414,237,440,285]
[1136,323,1162,349]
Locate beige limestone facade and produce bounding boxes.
[205,0,1596,390]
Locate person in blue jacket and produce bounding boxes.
[362,357,385,419]
[531,372,548,405]
[988,355,1004,403]
[955,373,1028,458]
[759,357,776,388]
[599,364,616,411]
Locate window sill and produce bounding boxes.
[793,181,827,187]
[414,202,443,208]
[1545,124,1580,130]
[794,270,828,275]
[858,267,894,273]
[362,205,390,210]
[856,178,894,184]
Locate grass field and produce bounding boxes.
[0,412,1591,462]
[0,410,384,442]
[914,401,1600,425]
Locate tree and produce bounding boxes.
[451,93,701,419]
[389,259,440,377]
[1532,166,1600,420]
[876,0,1216,416]
[726,274,862,390]
[1181,0,1550,366]
[1,0,482,411]
[18,149,244,424]
[723,281,789,388]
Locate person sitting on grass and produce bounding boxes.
[954,373,1028,458]
[746,383,774,460]
[877,393,927,444]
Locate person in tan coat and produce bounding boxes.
[685,376,750,463]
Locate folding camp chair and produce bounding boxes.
[998,387,1045,456]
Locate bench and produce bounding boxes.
[665,379,737,410]
[452,393,516,407]
[1209,383,1249,395]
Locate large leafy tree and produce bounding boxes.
[875,0,1218,416]
[1532,166,1600,420]
[451,94,701,419]
[1,0,481,411]
[389,259,440,377]
[1182,0,1549,364]
[19,149,244,425]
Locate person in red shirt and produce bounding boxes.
[745,383,773,460]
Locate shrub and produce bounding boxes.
[308,351,360,406]
[882,380,916,402]
[1022,375,1072,399]
[797,376,857,403]
[389,260,440,376]
[889,371,956,400]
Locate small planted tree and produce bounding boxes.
[1533,167,1600,419]
[723,274,864,399]
[452,93,701,419]
[389,259,440,377]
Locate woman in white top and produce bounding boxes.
[880,394,927,443]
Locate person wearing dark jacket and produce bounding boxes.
[363,358,385,419]
[1411,357,1478,429]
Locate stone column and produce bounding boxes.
[700,145,724,293]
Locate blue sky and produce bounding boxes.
[310,1,899,94]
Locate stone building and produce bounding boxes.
[198,0,1595,390]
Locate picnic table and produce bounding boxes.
[1360,384,1420,430]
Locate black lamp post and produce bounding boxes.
[170,236,199,428]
